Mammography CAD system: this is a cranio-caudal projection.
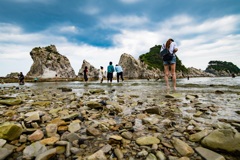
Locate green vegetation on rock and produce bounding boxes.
[139,45,188,73]
[206,61,240,74]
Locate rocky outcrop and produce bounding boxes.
[5,72,19,78]
[187,67,215,77]
[27,45,76,78]
[205,68,233,77]
[78,60,99,79]
[118,53,162,79]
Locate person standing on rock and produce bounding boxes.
[99,66,105,83]
[160,38,178,90]
[115,64,124,83]
[83,66,88,82]
[107,62,114,83]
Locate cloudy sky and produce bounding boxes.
[0,0,240,76]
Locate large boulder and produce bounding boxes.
[27,45,76,78]
[201,129,240,153]
[118,53,161,79]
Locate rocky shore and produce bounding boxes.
[0,82,240,160]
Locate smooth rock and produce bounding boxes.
[195,147,225,160]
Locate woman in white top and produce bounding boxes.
[99,66,105,83]
[160,38,178,90]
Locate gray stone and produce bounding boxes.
[189,130,211,142]
[23,141,47,158]
[136,136,160,146]
[86,101,103,109]
[121,131,133,140]
[114,148,124,159]
[0,148,13,160]
[144,107,161,115]
[0,139,6,147]
[171,137,194,156]
[66,133,81,142]
[0,99,22,106]
[86,127,101,136]
[201,129,240,152]
[35,148,57,160]
[195,147,225,160]
[155,151,166,160]
[87,149,107,160]
[146,153,157,160]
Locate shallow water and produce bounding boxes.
[1,77,240,122]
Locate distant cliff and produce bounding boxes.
[27,45,76,78]
[205,61,240,76]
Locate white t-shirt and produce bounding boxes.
[161,41,177,54]
[99,69,105,78]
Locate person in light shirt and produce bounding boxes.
[160,38,178,90]
[115,64,124,83]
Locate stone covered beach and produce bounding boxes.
[0,80,240,160]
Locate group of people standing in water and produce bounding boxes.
[85,38,178,91]
[83,61,124,84]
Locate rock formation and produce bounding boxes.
[27,45,76,78]
[187,67,215,77]
[5,72,19,78]
[118,53,162,79]
[78,60,99,79]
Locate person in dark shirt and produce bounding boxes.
[83,66,88,82]
[18,72,25,85]
[107,62,114,83]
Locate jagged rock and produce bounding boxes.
[78,60,99,79]
[27,45,76,78]
[118,53,162,79]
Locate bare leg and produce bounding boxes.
[164,65,170,89]
[170,63,176,90]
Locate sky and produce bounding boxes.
[0,0,240,77]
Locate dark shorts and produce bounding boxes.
[163,56,176,65]
[84,75,88,81]
[107,72,113,81]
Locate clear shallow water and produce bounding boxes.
[1,76,239,90]
[1,77,240,121]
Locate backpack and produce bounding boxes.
[160,46,174,61]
